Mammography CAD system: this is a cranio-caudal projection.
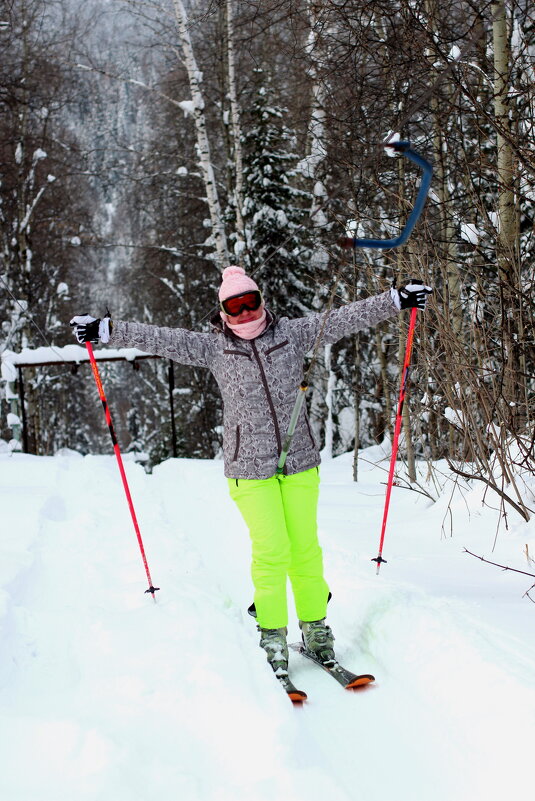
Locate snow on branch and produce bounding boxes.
[1,345,154,368]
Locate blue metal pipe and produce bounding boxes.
[349,142,433,250]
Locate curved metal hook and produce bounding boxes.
[343,141,433,250]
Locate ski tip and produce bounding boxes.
[345,675,375,690]
[288,690,308,703]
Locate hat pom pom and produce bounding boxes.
[218,264,259,300]
[222,265,245,279]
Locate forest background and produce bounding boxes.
[1,0,533,523]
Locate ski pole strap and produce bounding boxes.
[343,142,432,250]
[276,382,309,474]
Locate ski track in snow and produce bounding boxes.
[0,451,534,801]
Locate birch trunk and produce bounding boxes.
[430,94,462,337]
[225,0,245,251]
[424,1,462,338]
[302,2,334,455]
[302,1,329,238]
[172,0,229,270]
[491,0,523,419]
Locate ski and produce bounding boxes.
[290,642,375,690]
[275,670,308,703]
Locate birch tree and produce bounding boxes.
[225,0,245,254]
[491,0,523,419]
[171,0,229,270]
[298,2,334,457]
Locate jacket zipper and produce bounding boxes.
[251,340,282,457]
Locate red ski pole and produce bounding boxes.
[85,341,159,598]
[372,307,418,574]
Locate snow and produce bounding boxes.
[313,180,326,198]
[488,211,500,230]
[383,131,401,155]
[178,100,196,117]
[1,345,150,367]
[1,358,17,383]
[345,219,357,236]
[0,448,533,801]
[296,148,325,179]
[443,405,467,428]
[460,222,480,244]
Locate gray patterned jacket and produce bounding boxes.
[110,290,399,479]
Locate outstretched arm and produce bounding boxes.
[70,315,215,369]
[288,282,432,354]
[288,290,398,354]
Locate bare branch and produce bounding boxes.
[464,548,535,580]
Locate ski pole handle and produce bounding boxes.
[85,342,159,598]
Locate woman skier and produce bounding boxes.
[71,266,431,693]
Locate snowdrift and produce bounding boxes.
[0,448,534,801]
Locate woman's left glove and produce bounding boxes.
[70,315,111,344]
[391,280,433,311]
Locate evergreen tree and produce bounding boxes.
[241,74,314,318]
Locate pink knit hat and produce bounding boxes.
[218,265,259,301]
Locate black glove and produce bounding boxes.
[70,315,110,344]
[397,279,433,310]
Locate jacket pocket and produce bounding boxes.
[223,349,251,359]
[265,340,289,356]
[232,425,241,462]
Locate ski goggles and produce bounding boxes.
[220,290,263,317]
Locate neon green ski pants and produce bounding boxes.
[228,467,330,629]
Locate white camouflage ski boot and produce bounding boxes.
[259,627,289,677]
[299,619,336,666]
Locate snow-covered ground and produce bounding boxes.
[1,447,534,801]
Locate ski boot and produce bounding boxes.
[259,627,289,677]
[299,619,336,666]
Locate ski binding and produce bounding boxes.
[290,642,375,689]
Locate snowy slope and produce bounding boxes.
[0,449,534,801]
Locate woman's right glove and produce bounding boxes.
[391,280,433,311]
[70,315,111,344]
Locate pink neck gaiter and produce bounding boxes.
[221,308,267,340]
